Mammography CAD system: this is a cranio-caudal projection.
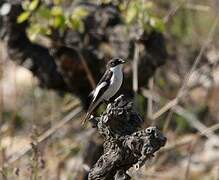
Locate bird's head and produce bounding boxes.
[107,58,126,70]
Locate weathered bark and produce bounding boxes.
[88,95,166,180]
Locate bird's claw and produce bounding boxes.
[114,94,124,103]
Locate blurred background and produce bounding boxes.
[0,0,219,179]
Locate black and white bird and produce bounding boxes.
[83,57,126,124]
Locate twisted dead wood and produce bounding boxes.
[89,95,166,180]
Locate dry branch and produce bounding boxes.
[6,106,82,164]
[88,95,166,180]
[141,89,217,138]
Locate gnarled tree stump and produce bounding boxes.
[89,95,166,180]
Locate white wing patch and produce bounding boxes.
[92,82,107,102]
[103,65,123,101]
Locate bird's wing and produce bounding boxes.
[83,81,110,124]
[97,69,113,86]
[83,70,113,124]
[92,70,112,102]
[89,70,113,99]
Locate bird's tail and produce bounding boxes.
[81,98,102,125]
[82,112,91,125]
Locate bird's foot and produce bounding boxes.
[114,94,124,103]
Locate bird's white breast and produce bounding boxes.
[103,64,123,100]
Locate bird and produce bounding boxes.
[83,57,126,124]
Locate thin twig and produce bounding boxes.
[133,43,140,107]
[163,18,218,131]
[160,135,195,153]
[77,52,96,89]
[146,17,218,124]
[133,43,140,93]
[163,110,174,133]
[141,89,216,138]
[160,123,219,153]
[147,77,154,119]
[177,19,218,100]
[0,47,4,133]
[174,106,218,139]
[185,4,210,12]
[151,98,178,120]
[184,140,196,180]
[183,123,219,180]
[6,107,82,165]
[11,63,17,136]
[130,121,219,178]
[153,123,219,175]
[163,0,187,23]
[64,44,96,89]
[198,123,219,137]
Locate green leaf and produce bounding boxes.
[17,11,30,23]
[51,6,63,16]
[71,7,88,19]
[27,23,41,40]
[69,17,84,32]
[52,15,65,28]
[125,5,138,24]
[28,0,39,11]
[68,7,88,32]
[28,23,51,40]
[38,6,52,19]
[149,17,165,32]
